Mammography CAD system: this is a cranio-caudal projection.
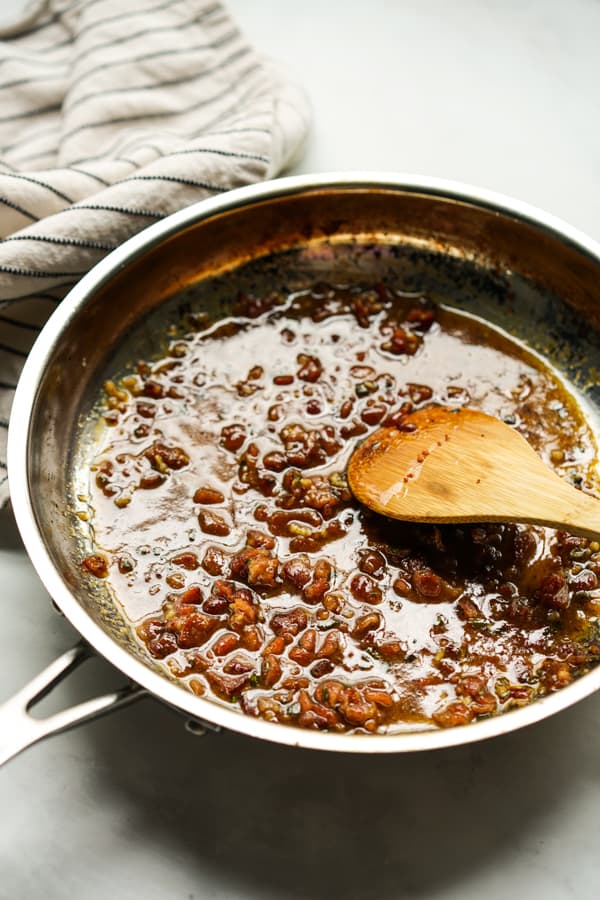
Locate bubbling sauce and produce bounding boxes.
[83,283,600,733]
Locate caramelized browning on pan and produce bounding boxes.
[82,284,600,733]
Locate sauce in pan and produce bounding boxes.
[83,283,600,733]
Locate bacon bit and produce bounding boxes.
[289,641,314,666]
[198,509,231,536]
[118,555,135,575]
[270,608,308,637]
[211,632,240,657]
[220,424,246,453]
[262,635,287,656]
[205,670,252,701]
[364,688,394,708]
[166,573,185,589]
[433,701,474,728]
[82,555,109,578]
[202,580,235,614]
[392,576,411,596]
[352,612,382,638]
[571,570,598,593]
[457,596,482,620]
[223,654,255,676]
[175,612,218,649]
[136,401,156,418]
[377,640,406,661]
[340,419,368,440]
[296,354,323,382]
[407,383,433,404]
[304,559,333,604]
[311,659,335,678]
[268,404,283,422]
[139,472,166,490]
[282,554,312,590]
[262,451,287,472]
[246,530,276,550]
[172,552,199,570]
[296,689,340,729]
[201,546,226,576]
[230,546,279,587]
[456,675,486,697]
[180,585,203,605]
[228,597,257,632]
[350,573,382,604]
[338,687,378,727]
[540,658,573,690]
[471,691,497,716]
[358,549,386,579]
[339,398,354,419]
[537,573,569,609]
[193,487,225,505]
[262,653,283,687]
[144,441,189,471]
[381,327,420,356]
[138,620,177,659]
[412,570,442,599]
[240,625,263,652]
[141,379,164,399]
[317,630,343,660]
[360,405,386,426]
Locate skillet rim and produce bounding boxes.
[8,171,600,753]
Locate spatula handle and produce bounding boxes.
[553,486,600,541]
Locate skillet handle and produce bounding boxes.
[0,640,145,767]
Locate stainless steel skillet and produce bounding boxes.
[4,173,600,763]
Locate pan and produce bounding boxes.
[3,173,600,763]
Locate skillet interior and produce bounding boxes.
[18,179,600,746]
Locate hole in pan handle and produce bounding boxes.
[0,640,145,767]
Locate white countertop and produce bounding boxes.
[2,1,600,898]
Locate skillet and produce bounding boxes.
[3,173,600,764]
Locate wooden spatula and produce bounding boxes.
[347,406,600,539]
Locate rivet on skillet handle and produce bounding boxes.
[0,640,145,767]
[184,717,222,737]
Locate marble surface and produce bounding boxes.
[2,1,600,898]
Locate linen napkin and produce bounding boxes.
[0,0,310,503]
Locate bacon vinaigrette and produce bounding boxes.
[82,283,600,733]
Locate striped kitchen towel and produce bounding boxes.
[0,0,310,503]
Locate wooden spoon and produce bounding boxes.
[347,406,600,539]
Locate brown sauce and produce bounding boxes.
[82,283,600,733]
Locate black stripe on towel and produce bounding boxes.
[61,56,257,143]
[0,71,65,92]
[69,26,237,96]
[70,2,223,69]
[75,0,205,43]
[4,234,116,252]
[0,342,28,357]
[67,203,164,220]
[0,265,87,279]
[0,102,61,125]
[0,196,37,222]
[0,313,42,331]
[120,174,227,192]
[67,167,111,187]
[1,173,73,204]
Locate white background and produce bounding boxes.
[2,1,600,898]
